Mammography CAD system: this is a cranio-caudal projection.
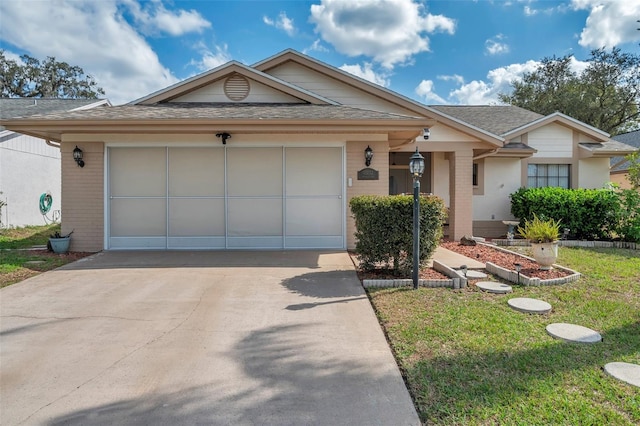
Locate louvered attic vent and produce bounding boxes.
[224,74,250,101]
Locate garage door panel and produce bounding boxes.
[110,198,166,237]
[169,198,225,236]
[286,198,342,236]
[286,148,342,196]
[169,148,224,196]
[110,148,166,196]
[227,148,282,196]
[228,199,282,237]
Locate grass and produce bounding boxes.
[0,224,84,288]
[368,247,640,425]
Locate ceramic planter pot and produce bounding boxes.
[531,241,558,270]
[49,237,70,254]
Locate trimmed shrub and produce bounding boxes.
[612,188,640,243]
[350,194,446,274]
[509,186,631,241]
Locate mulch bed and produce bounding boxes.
[441,241,571,280]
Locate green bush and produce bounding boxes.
[350,194,446,274]
[612,188,640,243]
[510,186,638,241]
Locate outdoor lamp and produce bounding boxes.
[514,263,522,285]
[410,147,425,289]
[364,145,373,167]
[73,146,85,168]
[409,148,425,178]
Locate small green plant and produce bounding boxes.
[517,214,561,243]
[50,229,73,239]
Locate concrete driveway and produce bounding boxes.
[0,251,420,425]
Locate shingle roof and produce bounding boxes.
[8,102,424,122]
[0,98,107,119]
[611,130,640,171]
[430,105,543,136]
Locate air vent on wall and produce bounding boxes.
[224,74,250,101]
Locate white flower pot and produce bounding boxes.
[531,242,558,270]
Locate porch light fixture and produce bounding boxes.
[364,145,373,167]
[409,148,425,289]
[72,146,85,168]
[216,132,231,145]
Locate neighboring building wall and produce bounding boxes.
[346,140,389,249]
[60,141,104,252]
[0,133,61,227]
[578,157,610,189]
[610,171,632,189]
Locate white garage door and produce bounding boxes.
[108,146,344,249]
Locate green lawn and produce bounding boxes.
[368,247,640,425]
[0,224,86,288]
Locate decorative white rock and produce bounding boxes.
[508,297,552,314]
[465,270,488,279]
[546,323,602,344]
[476,281,512,294]
[604,362,640,388]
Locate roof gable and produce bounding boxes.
[131,61,335,106]
[503,112,610,141]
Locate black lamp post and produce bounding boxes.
[409,147,425,289]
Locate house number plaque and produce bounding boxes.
[357,168,379,180]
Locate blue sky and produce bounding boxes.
[1,0,639,105]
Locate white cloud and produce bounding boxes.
[449,60,540,104]
[485,34,510,55]
[415,80,446,104]
[303,39,329,55]
[310,0,455,69]
[189,43,232,71]
[125,0,211,36]
[524,5,537,16]
[263,12,296,36]
[448,57,589,104]
[437,74,465,85]
[0,0,190,105]
[339,63,390,87]
[572,0,640,47]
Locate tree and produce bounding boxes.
[0,50,104,98]
[499,47,640,135]
[627,151,640,189]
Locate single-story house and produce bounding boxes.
[610,129,640,190]
[1,49,636,251]
[0,98,110,228]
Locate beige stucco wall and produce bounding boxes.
[473,157,521,221]
[578,157,610,189]
[610,171,633,189]
[60,141,104,252]
[346,140,389,249]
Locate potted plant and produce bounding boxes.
[517,214,561,270]
[48,229,73,254]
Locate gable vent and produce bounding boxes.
[224,74,250,101]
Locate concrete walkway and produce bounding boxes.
[430,246,485,269]
[0,251,420,426]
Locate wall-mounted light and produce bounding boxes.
[73,146,85,168]
[364,145,373,167]
[216,132,231,145]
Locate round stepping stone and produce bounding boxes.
[476,281,512,294]
[508,297,552,314]
[604,362,640,388]
[546,323,602,344]
[465,270,487,279]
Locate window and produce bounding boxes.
[527,164,570,188]
[472,163,478,186]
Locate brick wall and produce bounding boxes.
[61,142,104,252]
[448,150,473,240]
[346,141,389,249]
